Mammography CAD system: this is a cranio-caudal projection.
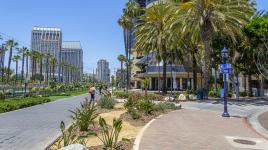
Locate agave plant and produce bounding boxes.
[55,121,88,149]
[70,98,98,131]
[97,117,122,149]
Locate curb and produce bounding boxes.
[243,109,268,141]
[133,118,156,150]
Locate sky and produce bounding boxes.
[0,0,267,75]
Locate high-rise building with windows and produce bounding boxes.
[96,59,110,84]
[61,41,83,82]
[31,26,62,80]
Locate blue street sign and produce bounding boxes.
[220,64,232,74]
[220,64,232,70]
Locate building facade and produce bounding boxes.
[96,59,110,84]
[61,41,83,82]
[31,26,62,80]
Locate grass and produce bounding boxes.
[0,90,88,113]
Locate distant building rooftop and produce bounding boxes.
[33,26,61,32]
[62,41,82,49]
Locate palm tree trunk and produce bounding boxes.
[121,62,123,88]
[21,54,25,84]
[248,74,253,96]
[15,61,18,82]
[53,65,55,80]
[203,40,211,99]
[39,58,43,86]
[162,52,167,94]
[7,47,13,83]
[192,51,197,91]
[46,58,49,86]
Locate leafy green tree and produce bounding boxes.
[237,15,268,96]
[168,0,254,98]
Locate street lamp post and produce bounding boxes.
[221,47,230,117]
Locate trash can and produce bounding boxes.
[196,88,204,100]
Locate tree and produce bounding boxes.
[18,47,29,84]
[12,55,21,82]
[49,57,57,81]
[117,54,127,88]
[169,0,254,98]
[135,3,176,94]
[239,15,268,95]
[118,1,141,93]
[6,39,18,83]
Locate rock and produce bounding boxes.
[178,94,186,101]
[189,94,197,100]
[164,96,175,101]
[60,144,88,150]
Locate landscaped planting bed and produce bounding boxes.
[48,91,181,150]
[0,97,52,113]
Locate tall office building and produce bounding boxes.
[61,41,83,82]
[31,26,62,80]
[96,59,110,84]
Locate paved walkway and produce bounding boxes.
[138,109,268,150]
[0,94,88,150]
[259,111,268,131]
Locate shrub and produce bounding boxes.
[147,93,164,101]
[98,96,116,109]
[70,99,98,131]
[208,89,220,97]
[136,100,155,115]
[154,102,178,111]
[128,92,143,102]
[240,91,247,97]
[113,90,128,99]
[97,117,122,149]
[0,97,51,113]
[0,92,5,100]
[127,107,140,119]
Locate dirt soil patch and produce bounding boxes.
[88,138,134,150]
[120,109,175,127]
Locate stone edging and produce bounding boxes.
[244,109,268,141]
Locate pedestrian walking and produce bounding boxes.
[99,85,103,95]
[89,86,96,103]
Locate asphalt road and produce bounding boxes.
[0,94,89,150]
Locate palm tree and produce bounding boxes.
[117,54,127,88]
[29,50,41,78]
[12,55,21,82]
[18,47,29,84]
[169,0,254,98]
[118,1,141,92]
[49,57,57,81]
[43,53,51,86]
[6,39,18,83]
[0,44,7,84]
[135,3,176,94]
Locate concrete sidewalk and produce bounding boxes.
[137,109,268,150]
[259,111,268,131]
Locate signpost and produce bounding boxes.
[221,47,230,117]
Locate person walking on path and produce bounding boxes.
[99,85,103,95]
[89,86,96,103]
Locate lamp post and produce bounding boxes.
[221,47,230,117]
